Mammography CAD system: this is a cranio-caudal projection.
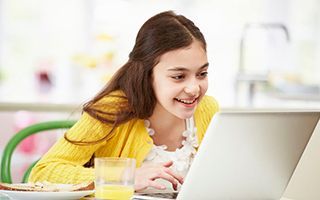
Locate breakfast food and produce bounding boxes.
[0,181,94,192]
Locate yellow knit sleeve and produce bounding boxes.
[195,95,219,143]
[28,112,112,184]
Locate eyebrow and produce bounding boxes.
[167,63,209,72]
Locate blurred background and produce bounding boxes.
[0,0,320,182]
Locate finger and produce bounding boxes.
[152,171,178,190]
[134,183,147,192]
[148,180,167,190]
[163,167,184,184]
[162,160,173,167]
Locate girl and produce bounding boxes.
[29,10,219,192]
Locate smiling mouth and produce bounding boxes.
[174,97,198,105]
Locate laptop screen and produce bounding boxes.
[178,110,320,200]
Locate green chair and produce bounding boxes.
[1,120,76,183]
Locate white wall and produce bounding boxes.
[0,0,319,108]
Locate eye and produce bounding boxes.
[171,74,185,80]
[198,71,208,78]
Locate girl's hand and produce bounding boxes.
[134,161,184,192]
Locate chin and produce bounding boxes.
[177,112,194,119]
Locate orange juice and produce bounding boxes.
[95,185,134,200]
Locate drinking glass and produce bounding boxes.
[95,157,136,200]
[0,192,10,200]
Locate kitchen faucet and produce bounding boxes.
[235,23,290,106]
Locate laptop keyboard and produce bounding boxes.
[134,192,178,200]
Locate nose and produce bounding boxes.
[184,82,200,97]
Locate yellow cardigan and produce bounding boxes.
[29,95,219,184]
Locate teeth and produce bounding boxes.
[176,98,196,104]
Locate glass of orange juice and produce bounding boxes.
[94,157,136,200]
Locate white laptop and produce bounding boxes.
[134,110,320,200]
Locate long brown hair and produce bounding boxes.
[65,10,207,145]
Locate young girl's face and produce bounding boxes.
[152,40,209,119]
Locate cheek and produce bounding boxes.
[201,80,209,93]
[153,76,176,94]
[153,80,174,98]
[153,83,181,104]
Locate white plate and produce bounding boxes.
[0,190,94,200]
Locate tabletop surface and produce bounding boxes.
[81,195,294,200]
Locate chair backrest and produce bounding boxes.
[1,120,76,183]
